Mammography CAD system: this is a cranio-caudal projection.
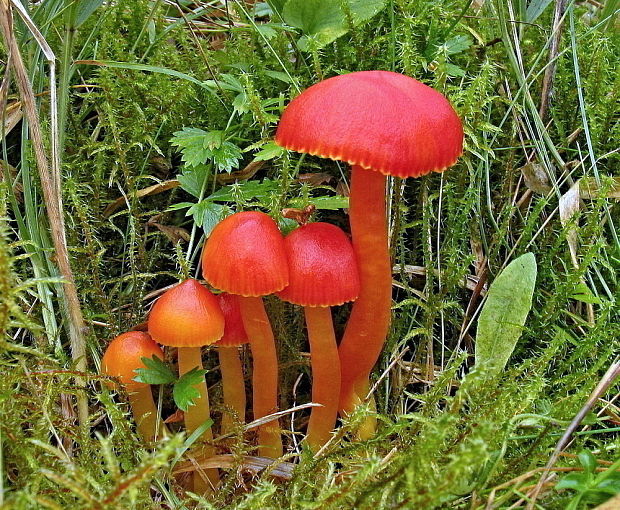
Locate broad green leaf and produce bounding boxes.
[282,0,386,50]
[133,356,176,385]
[173,368,208,411]
[556,472,588,491]
[211,142,243,173]
[171,128,212,168]
[578,450,598,475]
[75,0,104,27]
[570,282,603,305]
[475,253,537,375]
[208,178,280,203]
[177,164,210,198]
[440,35,472,55]
[289,195,349,210]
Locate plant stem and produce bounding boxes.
[304,306,340,451]
[239,296,282,458]
[338,167,391,434]
[177,347,219,492]
[218,346,246,435]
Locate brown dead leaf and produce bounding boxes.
[281,204,315,225]
[164,409,184,424]
[103,179,180,217]
[149,221,190,244]
[579,176,620,199]
[521,162,552,194]
[1,100,22,140]
[217,160,264,184]
[559,181,580,268]
[297,172,333,187]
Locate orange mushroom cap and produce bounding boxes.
[148,279,224,347]
[202,211,289,297]
[275,71,463,178]
[277,222,360,307]
[216,293,250,347]
[101,331,164,390]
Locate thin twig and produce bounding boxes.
[539,0,567,122]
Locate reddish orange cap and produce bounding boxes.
[275,71,463,178]
[202,211,289,296]
[277,222,360,307]
[101,331,164,389]
[216,293,249,347]
[148,279,224,347]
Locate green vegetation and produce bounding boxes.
[1,0,619,508]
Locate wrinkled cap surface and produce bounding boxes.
[275,71,463,178]
[216,293,250,347]
[277,222,360,307]
[148,279,224,347]
[101,331,164,389]
[202,211,289,296]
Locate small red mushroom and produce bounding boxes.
[215,293,250,435]
[202,211,289,458]
[148,278,224,491]
[275,71,463,436]
[278,222,359,451]
[101,331,166,442]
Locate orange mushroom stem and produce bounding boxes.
[101,331,167,442]
[277,222,359,451]
[216,293,250,434]
[148,279,224,492]
[202,211,289,458]
[275,71,463,437]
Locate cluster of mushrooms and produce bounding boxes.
[101,71,463,491]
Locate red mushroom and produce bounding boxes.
[101,331,166,442]
[277,222,359,451]
[216,293,250,435]
[202,211,289,458]
[275,71,463,435]
[148,279,224,491]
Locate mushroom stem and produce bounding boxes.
[304,306,340,451]
[177,347,219,492]
[127,385,166,442]
[338,166,391,427]
[239,296,282,458]
[218,346,246,434]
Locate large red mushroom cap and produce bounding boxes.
[102,331,164,390]
[202,211,289,297]
[275,70,463,178]
[277,222,360,307]
[216,293,250,347]
[148,279,224,347]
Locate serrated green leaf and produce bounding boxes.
[208,178,280,203]
[475,253,537,375]
[188,201,232,236]
[440,35,472,55]
[211,141,243,173]
[173,367,208,411]
[282,0,386,50]
[171,128,211,168]
[177,164,210,198]
[133,356,176,385]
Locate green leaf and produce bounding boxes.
[188,201,232,236]
[208,178,280,203]
[133,356,176,385]
[173,367,208,411]
[75,0,104,27]
[475,253,537,375]
[253,141,286,161]
[171,128,212,168]
[525,0,554,23]
[556,472,588,491]
[440,35,472,55]
[578,450,598,475]
[177,164,210,198]
[211,141,243,173]
[288,195,349,210]
[282,0,386,50]
[570,282,603,305]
